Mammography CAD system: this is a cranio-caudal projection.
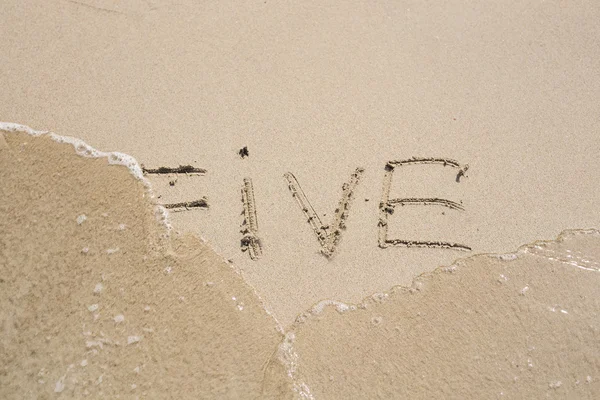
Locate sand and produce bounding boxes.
[2,130,599,399]
[0,131,285,398]
[1,0,600,397]
[2,0,600,325]
[264,230,600,398]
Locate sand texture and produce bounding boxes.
[2,130,599,399]
[265,230,600,399]
[2,0,600,397]
[0,131,284,398]
[2,0,600,325]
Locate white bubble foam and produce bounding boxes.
[86,340,103,349]
[371,293,389,302]
[549,380,562,389]
[127,335,142,345]
[495,253,518,261]
[311,300,354,314]
[442,265,457,273]
[521,230,600,272]
[54,377,65,393]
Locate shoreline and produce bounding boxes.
[2,121,598,325]
[2,129,599,397]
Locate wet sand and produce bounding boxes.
[0,130,284,398]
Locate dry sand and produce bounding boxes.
[2,129,599,399]
[2,0,600,325]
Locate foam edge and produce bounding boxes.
[276,229,599,397]
[291,228,600,326]
[2,121,298,393]
[0,121,172,231]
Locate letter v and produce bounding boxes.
[283,168,364,257]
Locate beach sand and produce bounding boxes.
[2,129,599,398]
[264,230,600,398]
[0,131,284,398]
[2,0,600,326]
[1,0,600,397]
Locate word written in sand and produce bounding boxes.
[163,198,209,212]
[240,178,263,260]
[142,165,208,212]
[143,157,470,259]
[142,165,207,174]
[284,168,364,257]
[378,158,471,251]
